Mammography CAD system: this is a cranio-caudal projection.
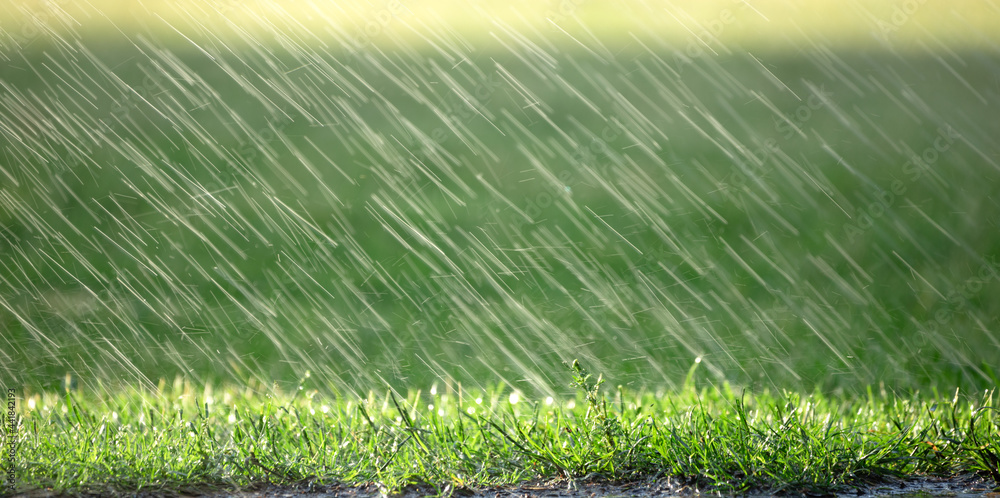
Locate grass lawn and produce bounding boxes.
[2,0,1000,494]
[9,363,1000,495]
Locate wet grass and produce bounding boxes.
[6,362,1000,496]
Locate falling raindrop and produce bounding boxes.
[0,0,997,400]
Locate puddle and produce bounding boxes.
[847,474,998,498]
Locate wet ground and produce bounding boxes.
[16,473,997,497]
[35,473,986,498]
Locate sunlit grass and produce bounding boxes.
[7,363,1000,495]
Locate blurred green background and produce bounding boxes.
[1,1,999,396]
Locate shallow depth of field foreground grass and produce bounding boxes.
[8,363,1000,495]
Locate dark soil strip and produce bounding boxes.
[16,474,997,497]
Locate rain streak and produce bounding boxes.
[1,1,998,398]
